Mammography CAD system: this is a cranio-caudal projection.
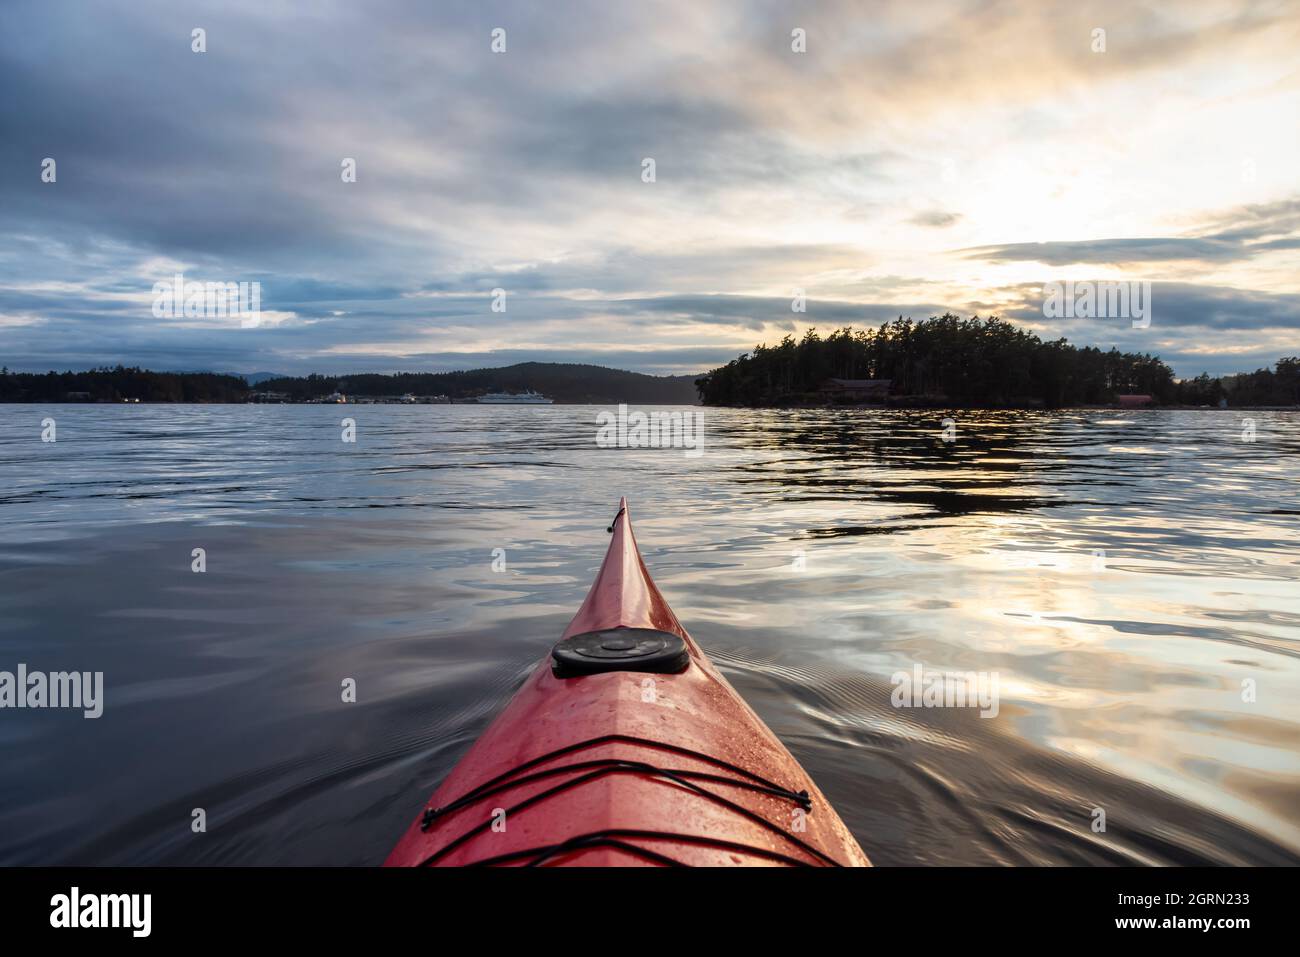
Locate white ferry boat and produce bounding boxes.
[476,390,553,404]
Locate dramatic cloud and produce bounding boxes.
[910,211,963,229]
[959,198,1300,266]
[0,0,1296,378]
[960,237,1242,266]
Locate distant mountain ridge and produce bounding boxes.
[257,361,703,404]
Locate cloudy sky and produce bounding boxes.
[2,0,1297,377]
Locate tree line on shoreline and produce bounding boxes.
[0,362,699,404]
[693,315,1300,408]
[0,367,249,403]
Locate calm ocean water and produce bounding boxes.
[0,404,1296,865]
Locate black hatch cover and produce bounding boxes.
[551,627,690,677]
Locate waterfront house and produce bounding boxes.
[1117,394,1154,407]
[817,378,893,403]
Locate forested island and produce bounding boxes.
[694,315,1299,408]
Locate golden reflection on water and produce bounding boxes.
[672,408,1300,862]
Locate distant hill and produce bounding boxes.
[257,362,702,404]
[0,362,704,404]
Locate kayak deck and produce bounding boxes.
[385,499,869,867]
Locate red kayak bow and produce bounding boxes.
[385,498,870,867]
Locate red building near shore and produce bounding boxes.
[1117,394,1154,407]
